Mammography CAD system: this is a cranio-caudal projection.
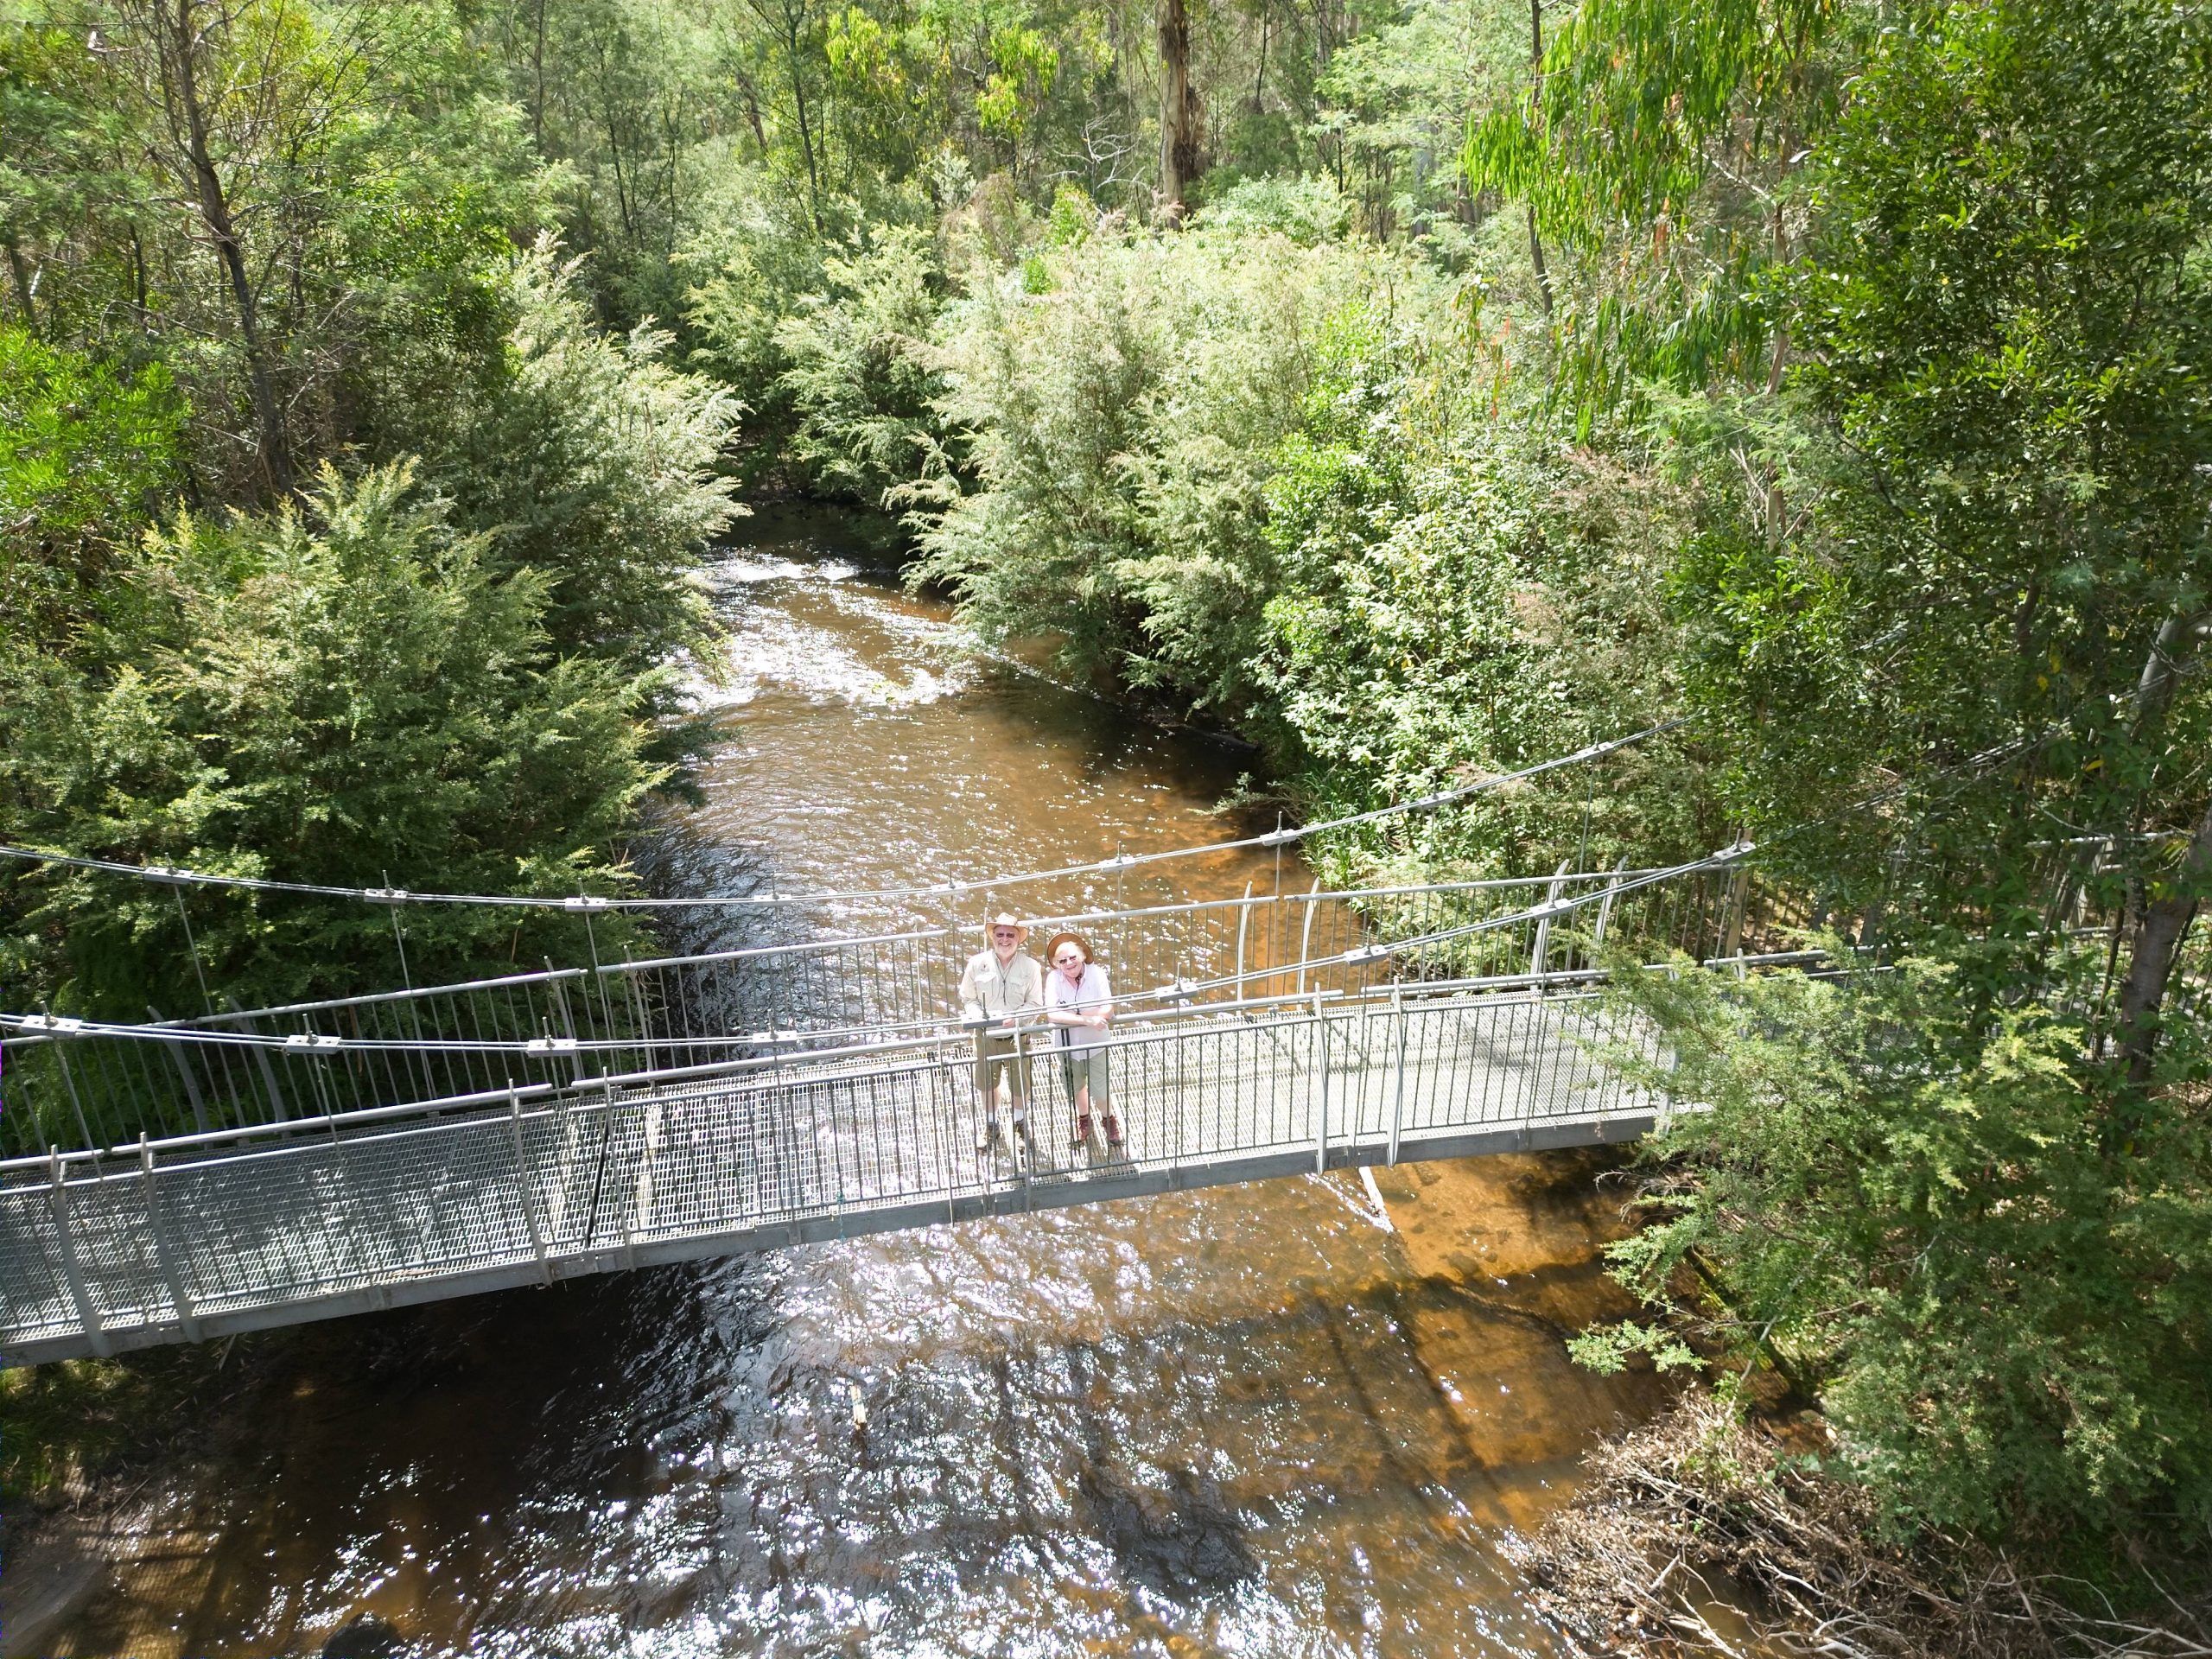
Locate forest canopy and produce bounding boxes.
[3,0,2209,1593]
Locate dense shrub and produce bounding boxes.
[1586,950,2212,1542]
[0,465,657,1014]
[909,225,1390,711]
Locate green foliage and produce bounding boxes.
[1674,0,2212,947]
[911,226,1389,709]
[1592,950,2212,1541]
[1310,0,1526,239]
[0,327,181,652]
[1192,175,1355,245]
[773,224,948,505]
[0,464,658,1014]
[434,246,743,678]
[4,0,542,498]
[1256,318,1715,874]
[1465,0,1850,410]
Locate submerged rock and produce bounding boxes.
[321,1611,406,1659]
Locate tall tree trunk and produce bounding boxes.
[1157,0,1200,224]
[168,0,292,497]
[3,232,35,331]
[2115,609,2211,1084]
[531,0,548,150]
[1524,0,1553,316]
[785,8,823,230]
[2117,791,2212,1086]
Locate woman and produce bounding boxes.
[1042,930,1119,1148]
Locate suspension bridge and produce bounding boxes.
[4,699,2199,1368]
[3,822,1815,1368]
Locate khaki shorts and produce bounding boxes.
[1060,1047,1111,1106]
[972,1030,1034,1097]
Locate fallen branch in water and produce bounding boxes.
[1516,1391,2212,1658]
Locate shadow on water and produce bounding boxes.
[9,507,1674,1659]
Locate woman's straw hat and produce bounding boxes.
[1043,930,1096,966]
[984,912,1029,943]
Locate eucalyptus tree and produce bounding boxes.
[1507,0,2212,1552]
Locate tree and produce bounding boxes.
[1157,0,1200,219]
[1464,0,1847,410]
[0,463,659,1014]
[0,326,182,653]
[1565,0,2212,1557]
[1585,951,2212,1541]
[1675,0,2212,1061]
[429,246,744,680]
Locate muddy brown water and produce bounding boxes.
[10,507,1669,1657]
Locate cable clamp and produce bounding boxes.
[526,1036,579,1054]
[284,1033,343,1049]
[365,887,410,904]
[563,895,612,912]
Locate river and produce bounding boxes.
[14,508,1668,1658]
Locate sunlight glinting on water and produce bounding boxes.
[40,508,1664,1659]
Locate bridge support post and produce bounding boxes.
[138,1135,202,1343]
[1313,991,1330,1176]
[1294,880,1322,998]
[1388,989,1407,1167]
[47,1148,110,1358]
[1530,859,1572,982]
[149,1015,211,1135]
[1234,881,1252,1001]
[508,1087,552,1285]
[1591,857,1628,954]
[1720,861,1752,963]
[51,1044,99,1160]
[230,1006,291,1122]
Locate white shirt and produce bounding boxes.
[1045,963,1113,1048]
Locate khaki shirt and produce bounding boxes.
[959,948,1045,1027]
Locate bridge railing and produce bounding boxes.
[0,981,1670,1363]
[0,859,1788,1160]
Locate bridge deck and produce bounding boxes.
[2,990,1661,1366]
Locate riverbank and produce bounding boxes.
[1522,1390,2212,1659]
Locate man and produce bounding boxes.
[958,912,1044,1155]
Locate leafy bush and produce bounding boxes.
[0,328,182,653]
[1256,311,1713,874]
[1585,950,2212,1542]
[772,224,947,505]
[433,245,743,678]
[910,224,1389,711]
[0,464,657,1014]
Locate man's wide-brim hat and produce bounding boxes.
[984,912,1029,943]
[1044,930,1095,966]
